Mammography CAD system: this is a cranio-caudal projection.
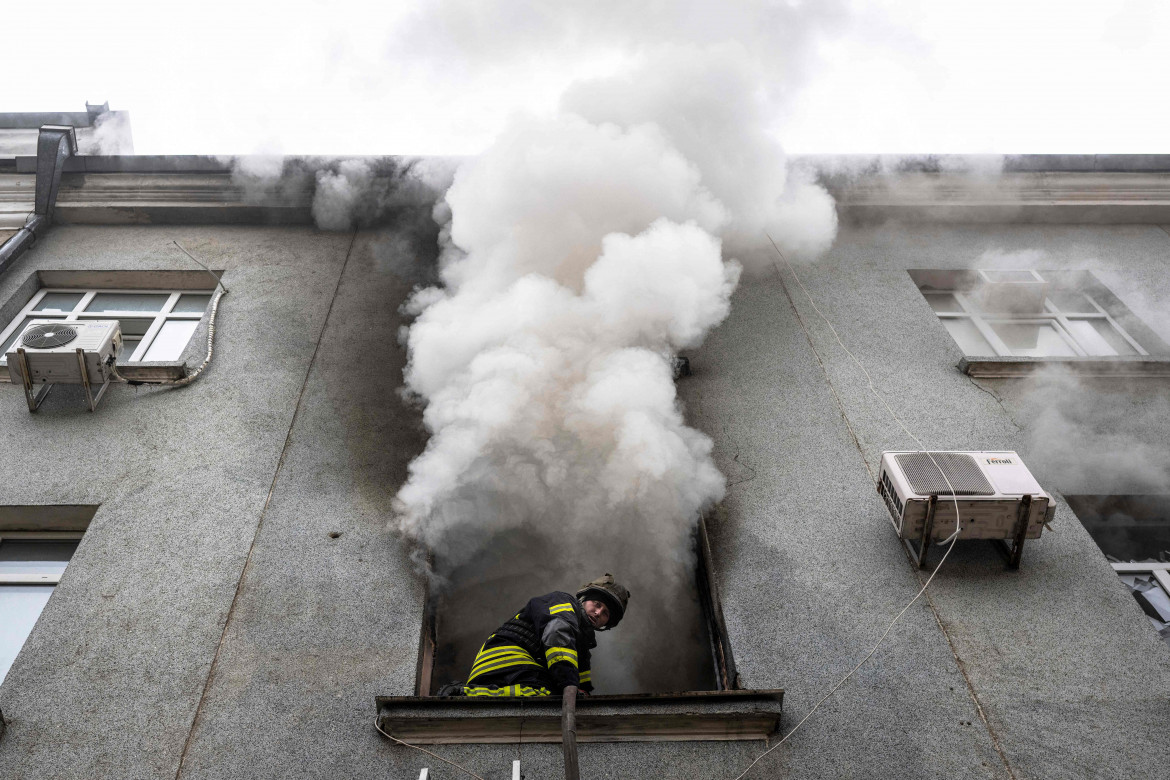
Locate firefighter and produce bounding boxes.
[461,573,631,697]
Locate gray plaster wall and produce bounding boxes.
[1,220,1169,780]
[0,224,392,779]
[684,222,1170,779]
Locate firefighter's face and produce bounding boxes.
[583,599,610,628]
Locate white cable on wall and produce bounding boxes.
[728,236,965,780]
[110,241,228,387]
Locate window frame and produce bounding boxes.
[1111,562,1170,595]
[0,287,212,367]
[1,529,84,684]
[924,274,1149,359]
[414,515,738,697]
[0,531,84,585]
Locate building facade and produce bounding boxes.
[1,118,1169,778]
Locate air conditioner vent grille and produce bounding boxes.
[21,324,78,350]
[894,452,995,496]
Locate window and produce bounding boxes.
[1067,495,1170,649]
[0,288,213,367]
[382,517,776,745]
[417,517,734,696]
[0,531,81,683]
[911,270,1154,359]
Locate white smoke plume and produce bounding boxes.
[1007,366,1170,498]
[959,250,1170,496]
[78,110,134,155]
[391,1,842,691]
[226,155,448,232]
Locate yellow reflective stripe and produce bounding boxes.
[545,647,579,668]
[548,603,575,615]
[470,657,539,678]
[579,671,592,683]
[546,654,577,668]
[473,645,532,663]
[464,685,550,697]
[468,657,543,681]
[544,646,577,660]
[470,654,535,675]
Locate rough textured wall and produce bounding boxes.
[682,222,1170,779]
[2,221,1169,780]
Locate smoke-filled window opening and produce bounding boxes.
[909,269,1168,360]
[1067,495,1170,649]
[414,516,735,696]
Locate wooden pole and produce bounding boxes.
[561,686,580,780]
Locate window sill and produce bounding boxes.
[959,356,1170,378]
[0,361,187,384]
[375,689,784,744]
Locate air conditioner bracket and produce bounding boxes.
[13,347,110,413]
[15,348,53,412]
[76,348,110,412]
[903,493,1032,570]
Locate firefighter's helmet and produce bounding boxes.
[576,573,630,630]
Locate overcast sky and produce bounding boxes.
[3,0,1168,156]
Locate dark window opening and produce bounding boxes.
[1067,495,1170,648]
[1067,495,1170,562]
[416,515,735,696]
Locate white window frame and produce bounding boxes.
[0,288,212,367]
[0,531,83,585]
[1111,562,1170,596]
[927,275,1149,358]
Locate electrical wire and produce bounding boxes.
[172,240,230,293]
[374,718,487,780]
[109,241,227,387]
[728,236,967,780]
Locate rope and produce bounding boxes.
[728,236,966,779]
[374,718,487,780]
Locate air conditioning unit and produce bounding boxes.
[6,319,121,412]
[877,451,1055,568]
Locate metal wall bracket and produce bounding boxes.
[902,493,1032,570]
[994,494,1032,570]
[76,348,110,412]
[15,348,52,412]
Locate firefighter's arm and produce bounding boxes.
[541,602,583,692]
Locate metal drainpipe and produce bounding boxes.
[0,124,78,275]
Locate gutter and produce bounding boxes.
[0,125,78,275]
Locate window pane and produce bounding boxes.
[942,318,995,355]
[120,337,142,360]
[1066,319,1138,357]
[84,293,170,313]
[0,540,78,579]
[143,320,199,361]
[0,585,54,683]
[981,269,1041,283]
[925,293,963,313]
[31,293,84,313]
[1,316,65,357]
[77,316,154,337]
[172,294,212,314]
[989,321,1077,357]
[1046,290,1094,313]
[1067,495,1170,562]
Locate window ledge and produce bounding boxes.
[375,689,784,744]
[0,361,186,384]
[960,356,1170,378]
